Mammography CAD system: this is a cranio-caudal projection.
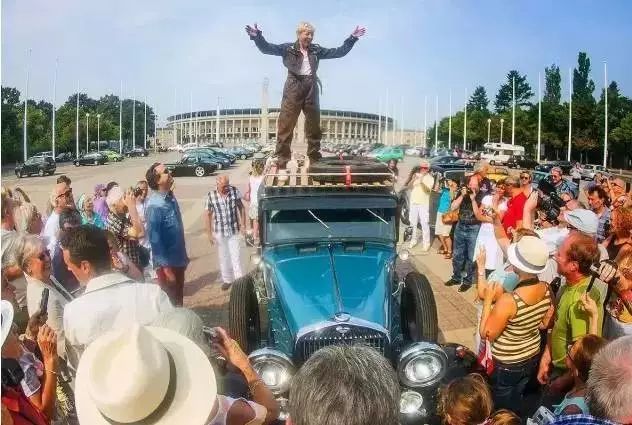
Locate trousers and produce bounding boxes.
[451,222,480,285]
[275,74,322,167]
[409,203,430,246]
[155,266,186,307]
[215,233,244,284]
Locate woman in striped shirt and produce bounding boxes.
[479,235,554,415]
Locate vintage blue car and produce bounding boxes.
[229,158,475,424]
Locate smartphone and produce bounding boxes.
[39,288,50,316]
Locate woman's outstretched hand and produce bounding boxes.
[245,23,260,37]
[351,26,366,38]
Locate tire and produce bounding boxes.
[489,160,496,166]
[400,271,438,342]
[38,169,45,177]
[194,166,206,177]
[399,190,410,226]
[229,275,260,352]
[74,161,80,167]
[216,163,223,170]
[309,157,391,183]
[16,170,23,178]
[93,160,98,165]
[241,154,246,160]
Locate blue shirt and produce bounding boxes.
[551,414,619,425]
[146,191,188,268]
[437,188,452,213]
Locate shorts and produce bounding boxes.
[248,202,259,221]
[435,212,453,236]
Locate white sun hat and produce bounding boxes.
[75,324,216,425]
[506,235,549,274]
[1,300,14,348]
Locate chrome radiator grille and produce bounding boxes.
[295,326,388,363]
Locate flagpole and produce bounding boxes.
[144,96,147,149]
[132,89,136,148]
[173,88,178,147]
[463,88,467,150]
[119,81,123,154]
[399,96,404,145]
[567,67,572,161]
[511,76,516,145]
[603,62,608,168]
[423,96,427,149]
[377,98,382,144]
[384,89,389,145]
[52,58,58,158]
[537,72,542,162]
[23,49,31,161]
[76,79,80,158]
[434,95,438,150]
[448,90,452,150]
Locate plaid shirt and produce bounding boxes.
[596,207,611,243]
[106,212,141,268]
[205,186,242,237]
[551,414,620,425]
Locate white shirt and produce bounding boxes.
[43,211,60,253]
[299,51,312,75]
[136,199,150,249]
[63,272,173,357]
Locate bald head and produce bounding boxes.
[216,175,230,194]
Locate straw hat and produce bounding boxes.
[1,300,14,348]
[75,324,216,424]
[506,235,548,274]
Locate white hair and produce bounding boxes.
[105,185,124,209]
[151,308,210,357]
[586,335,632,423]
[1,232,24,269]
[296,21,315,36]
[13,203,38,232]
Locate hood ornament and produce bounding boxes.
[335,325,351,335]
[334,312,350,322]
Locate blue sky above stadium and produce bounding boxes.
[2,0,631,127]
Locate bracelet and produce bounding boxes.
[45,369,58,376]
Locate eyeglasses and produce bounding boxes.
[520,176,530,180]
[56,188,73,199]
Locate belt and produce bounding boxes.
[288,73,323,94]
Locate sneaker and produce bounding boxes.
[221,282,232,291]
[444,279,459,287]
[458,283,472,292]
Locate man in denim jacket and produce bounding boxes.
[145,163,189,306]
[246,22,365,169]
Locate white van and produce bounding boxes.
[481,142,525,165]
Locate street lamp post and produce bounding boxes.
[500,118,504,143]
[487,118,491,143]
[86,113,90,153]
[97,114,101,152]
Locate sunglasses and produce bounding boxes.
[56,188,73,199]
[520,176,530,180]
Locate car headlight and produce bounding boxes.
[397,342,447,388]
[400,390,426,416]
[248,348,295,395]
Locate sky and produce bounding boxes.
[2,0,631,128]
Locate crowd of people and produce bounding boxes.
[2,156,632,425]
[404,159,632,423]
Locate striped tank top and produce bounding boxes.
[492,288,551,363]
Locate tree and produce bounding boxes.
[468,86,489,112]
[495,70,534,113]
[544,64,561,105]
[573,52,596,105]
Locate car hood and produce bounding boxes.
[263,242,394,336]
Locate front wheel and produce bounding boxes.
[74,161,80,167]
[489,160,496,166]
[400,271,438,342]
[229,275,261,352]
[241,154,246,160]
[38,169,45,177]
[194,166,206,177]
[93,159,98,165]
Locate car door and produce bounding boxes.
[182,156,198,175]
[24,158,36,174]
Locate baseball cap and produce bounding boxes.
[564,209,598,236]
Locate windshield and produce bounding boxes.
[265,207,396,244]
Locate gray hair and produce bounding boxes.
[474,160,490,174]
[151,308,210,357]
[586,336,632,423]
[551,166,563,176]
[296,22,315,36]
[288,345,400,425]
[13,202,38,232]
[15,234,46,274]
[1,232,24,270]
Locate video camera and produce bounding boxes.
[536,179,565,224]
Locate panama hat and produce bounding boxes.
[1,300,14,348]
[507,235,548,274]
[564,209,598,236]
[75,324,216,425]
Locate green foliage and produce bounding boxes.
[544,64,562,105]
[495,70,534,113]
[468,86,489,112]
[1,86,156,163]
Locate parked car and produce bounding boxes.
[167,144,184,152]
[165,155,218,177]
[537,160,572,175]
[187,147,235,164]
[31,151,53,159]
[405,147,422,156]
[506,155,539,169]
[55,152,74,163]
[124,147,149,157]
[185,150,231,170]
[227,147,253,160]
[580,164,609,180]
[102,149,124,162]
[74,152,108,166]
[15,156,56,178]
[373,147,404,162]
[429,155,474,170]
[229,157,475,423]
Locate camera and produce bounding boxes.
[536,179,565,224]
[132,186,144,197]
